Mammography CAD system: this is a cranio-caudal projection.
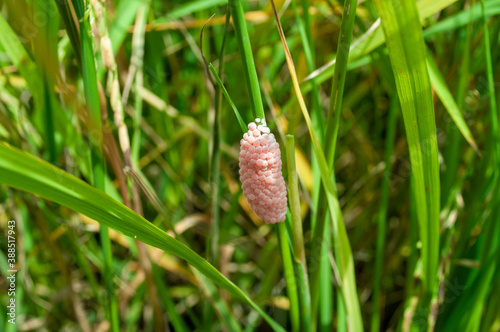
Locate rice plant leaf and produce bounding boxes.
[374,0,440,293]
[285,135,311,332]
[0,142,285,332]
[303,0,458,86]
[426,51,479,152]
[269,2,363,331]
[0,14,42,106]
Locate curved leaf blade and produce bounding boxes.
[0,142,284,332]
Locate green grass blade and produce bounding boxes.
[53,0,81,63]
[441,2,475,204]
[269,2,363,331]
[426,50,478,152]
[423,0,500,37]
[285,135,311,332]
[302,0,458,87]
[276,222,300,332]
[208,63,247,132]
[310,0,357,327]
[228,0,264,120]
[73,0,119,329]
[438,250,499,332]
[153,266,190,332]
[479,0,500,163]
[33,0,59,164]
[131,4,149,164]
[208,8,230,266]
[290,2,328,325]
[109,0,143,54]
[0,142,285,332]
[371,97,398,332]
[161,0,228,20]
[374,0,441,299]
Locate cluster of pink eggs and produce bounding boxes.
[239,118,287,224]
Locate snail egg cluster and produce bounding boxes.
[239,118,287,224]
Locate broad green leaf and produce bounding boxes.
[0,142,285,332]
[374,0,440,295]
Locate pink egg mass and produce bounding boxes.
[239,119,287,224]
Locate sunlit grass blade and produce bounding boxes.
[0,142,285,332]
[302,0,458,87]
[374,0,440,302]
[269,1,363,331]
[286,135,311,332]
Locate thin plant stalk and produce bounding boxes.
[292,0,328,326]
[208,63,247,132]
[371,97,398,332]
[131,6,148,164]
[480,0,499,165]
[208,8,230,264]
[276,222,300,332]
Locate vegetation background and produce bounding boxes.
[0,0,499,331]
